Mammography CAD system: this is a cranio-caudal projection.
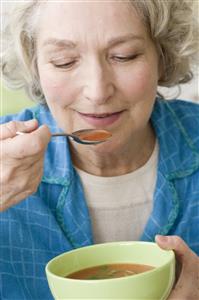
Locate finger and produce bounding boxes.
[155,235,191,261]
[2,125,51,159]
[0,119,38,140]
[168,260,199,300]
[156,236,199,300]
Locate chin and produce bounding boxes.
[91,139,122,154]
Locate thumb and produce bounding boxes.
[155,235,190,262]
[0,119,38,140]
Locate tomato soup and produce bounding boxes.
[77,130,112,141]
[66,263,155,280]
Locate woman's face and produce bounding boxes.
[37,1,159,152]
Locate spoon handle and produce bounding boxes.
[16,131,70,138]
[51,133,70,137]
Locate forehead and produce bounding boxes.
[37,1,147,44]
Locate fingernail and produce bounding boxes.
[155,235,169,243]
[25,119,37,127]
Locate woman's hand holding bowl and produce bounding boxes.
[156,235,199,299]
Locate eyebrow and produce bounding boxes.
[42,34,144,50]
[42,38,76,49]
[107,34,145,47]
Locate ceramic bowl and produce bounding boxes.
[46,241,175,300]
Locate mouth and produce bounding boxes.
[77,110,125,127]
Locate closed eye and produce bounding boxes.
[111,54,140,62]
[53,61,77,69]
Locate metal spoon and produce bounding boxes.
[16,129,112,145]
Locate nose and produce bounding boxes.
[82,60,114,104]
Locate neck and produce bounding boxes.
[70,123,156,177]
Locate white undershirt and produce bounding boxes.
[75,141,158,244]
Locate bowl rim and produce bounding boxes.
[45,241,175,283]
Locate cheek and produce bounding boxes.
[39,70,75,107]
[123,65,158,98]
[118,64,158,129]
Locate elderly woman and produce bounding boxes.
[1,0,199,299]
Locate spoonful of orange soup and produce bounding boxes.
[51,129,112,144]
[16,129,112,145]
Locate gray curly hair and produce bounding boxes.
[1,0,199,104]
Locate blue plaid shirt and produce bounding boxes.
[1,98,199,299]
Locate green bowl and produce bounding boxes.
[46,241,175,300]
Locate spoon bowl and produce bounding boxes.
[16,129,112,145]
[57,129,112,144]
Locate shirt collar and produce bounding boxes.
[151,98,199,180]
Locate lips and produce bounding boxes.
[77,111,124,127]
[81,112,119,118]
